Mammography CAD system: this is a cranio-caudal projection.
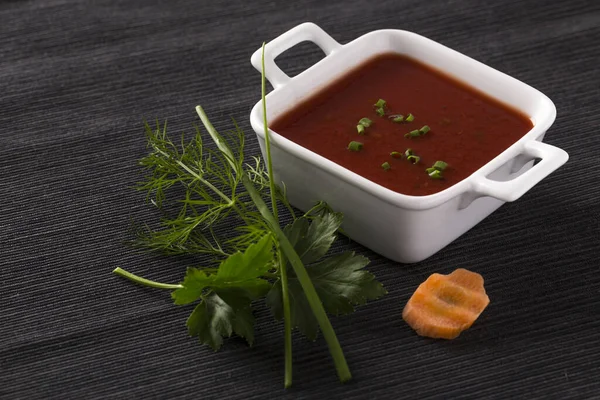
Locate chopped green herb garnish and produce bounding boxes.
[374,99,386,117]
[426,160,448,179]
[374,99,386,109]
[390,151,402,158]
[348,141,364,151]
[358,117,373,127]
[389,114,404,123]
[403,148,420,164]
[405,113,415,122]
[404,129,421,138]
[407,155,420,164]
[427,168,443,179]
[432,160,448,171]
[381,161,391,171]
[357,117,372,135]
[405,125,430,139]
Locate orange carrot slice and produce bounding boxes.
[402,268,490,339]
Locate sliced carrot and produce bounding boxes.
[402,268,490,339]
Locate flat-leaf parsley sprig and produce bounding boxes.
[113,44,386,388]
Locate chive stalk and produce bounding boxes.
[243,176,352,383]
[261,43,294,388]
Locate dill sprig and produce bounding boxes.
[130,119,284,258]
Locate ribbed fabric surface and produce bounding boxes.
[1,0,599,398]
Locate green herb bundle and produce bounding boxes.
[114,44,386,387]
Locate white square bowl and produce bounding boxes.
[250,22,568,263]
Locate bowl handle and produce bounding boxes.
[471,140,569,202]
[250,22,342,89]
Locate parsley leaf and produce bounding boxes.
[172,234,274,305]
[172,234,274,348]
[306,252,387,315]
[267,216,386,340]
[218,233,275,281]
[187,288,256,350]
[284,212,342,264]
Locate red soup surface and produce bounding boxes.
[270,53,533,196]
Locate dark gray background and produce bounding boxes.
[1,0,599,399]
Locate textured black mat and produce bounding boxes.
[1,0,599,398]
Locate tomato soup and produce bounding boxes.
[270,53,533,196]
